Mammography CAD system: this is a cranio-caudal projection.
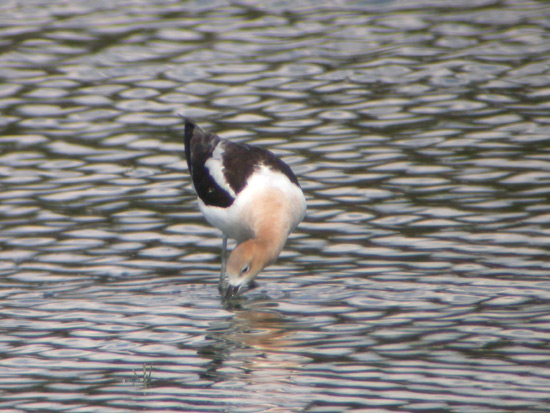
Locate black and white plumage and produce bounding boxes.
[184,120,306,297]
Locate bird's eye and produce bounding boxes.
[240,264,250,275]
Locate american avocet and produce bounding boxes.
[184,120,306,298]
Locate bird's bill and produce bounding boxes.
[223,284,242,300]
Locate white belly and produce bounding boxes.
[198,168,306,243]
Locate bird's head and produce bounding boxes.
[225,240,272,298]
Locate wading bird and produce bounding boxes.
[184,120,306,298]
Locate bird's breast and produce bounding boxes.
[199,167,305,244]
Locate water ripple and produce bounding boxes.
[1,0,550,411]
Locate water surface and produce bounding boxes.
[1,0,549,412]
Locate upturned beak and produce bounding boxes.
[224,284,241,300]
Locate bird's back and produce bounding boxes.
[184,120,302,210]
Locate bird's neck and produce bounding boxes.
[253,222,288,266]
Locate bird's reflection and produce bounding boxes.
[198,297,302,384]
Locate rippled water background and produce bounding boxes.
[1,0,550,411]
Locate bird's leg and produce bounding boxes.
[219,235,228,292]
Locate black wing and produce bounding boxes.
[184,120,234,208]
[184,119,301,208]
